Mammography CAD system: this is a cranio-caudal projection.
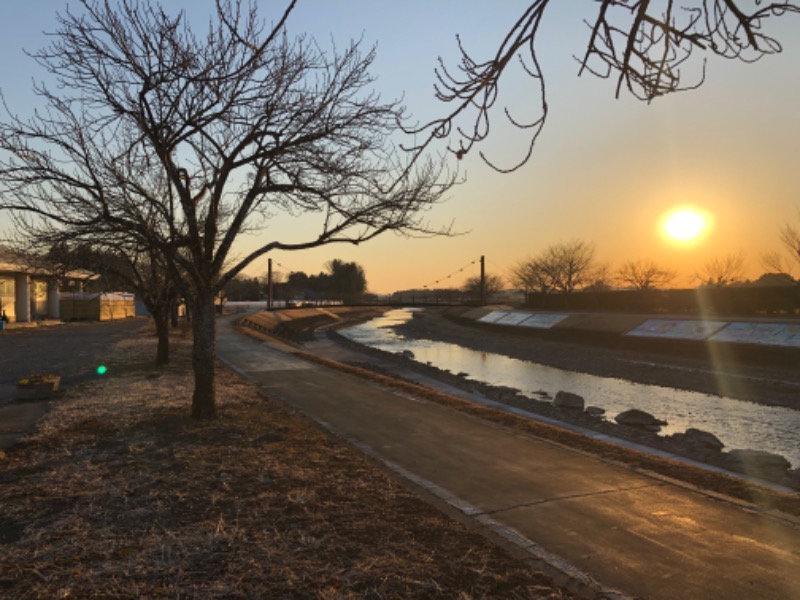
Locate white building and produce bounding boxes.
[0,248,90,323]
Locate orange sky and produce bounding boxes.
[234,3,800,293]
[1,2,798,294]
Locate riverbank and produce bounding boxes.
[0,327,574,598]
[375,307,800,483]
[231,309,800,508]
[399,307,800,410]
[237,305,800,490]
[243,304,800,410]
[291,307,796,495]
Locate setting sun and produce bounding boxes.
[661,207,711,245]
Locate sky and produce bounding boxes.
[0,2,798,294]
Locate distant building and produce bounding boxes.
[60,292,136,321]
[0,247,92,323]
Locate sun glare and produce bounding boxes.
[661,207,710,244]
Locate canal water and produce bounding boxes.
[340,308,800,468]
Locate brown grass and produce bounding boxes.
[0,330,572,599]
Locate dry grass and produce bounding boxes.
[0,330,572,599]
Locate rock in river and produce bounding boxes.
[683,428,725,452]
[585,406,606,419]
[615,408,667,432]
[553,391,585,410]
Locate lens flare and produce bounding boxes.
[96,365,107,376]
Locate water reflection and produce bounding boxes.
[341,309,800,468]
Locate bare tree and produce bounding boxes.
[781,222,800,267]
[12,223,183,367]
[0,0,453,418]
[761,249,794,277]
[403,1,799,171]
[513,240,598,296]
[616,259,677,290]
[761,215,800,276]
[510,257,551,301]
[58,241,180,366]
[696,251,746,287]
[544,240,597,294]
[462,274,504,302]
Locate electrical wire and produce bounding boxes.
[420,258,481,290]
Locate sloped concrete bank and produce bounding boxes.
[239,306,386,341]
[390,307,800,411]
[448,306,800,368]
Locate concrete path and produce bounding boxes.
[217,317,800,600]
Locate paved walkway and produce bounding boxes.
[217,316,800,600]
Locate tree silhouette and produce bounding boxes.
[781,222,800,268]
[403,1,799,171]
[324,259,368,303]
[696,251,746,286]
[544,240,598,294]
[463,274,504,302]
[512,240,598,296]
[0,0,453,418]
[617,259,677,290]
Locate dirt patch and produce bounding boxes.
[0,330,573,599]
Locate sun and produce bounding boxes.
[661,207,710,245]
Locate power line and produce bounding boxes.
[486,257,513,279]
[420,258,481,290]
[271,260,292,273]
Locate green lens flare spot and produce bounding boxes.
[96,365,107,376]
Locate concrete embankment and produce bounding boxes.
[238,306,387,339]
[237,303,800,366]
[448,305,800,366]
[239,304,800,491]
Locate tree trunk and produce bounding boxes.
[191,293,217,419]
[170,299,179,328]
[153,306,170,366]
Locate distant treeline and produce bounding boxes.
[524,285,800,317]
[224,259,367,304]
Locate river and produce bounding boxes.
[340,308,800,469]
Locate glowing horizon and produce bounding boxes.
[0,2,797,295]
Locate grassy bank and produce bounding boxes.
[0,328,571,599]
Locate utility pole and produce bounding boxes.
[480,255,486,305]
[267,258,273,311]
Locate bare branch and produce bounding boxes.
[0,0,455,417]
[695,251,747,286]
[406,1,799,171]
[616,258,677,289]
